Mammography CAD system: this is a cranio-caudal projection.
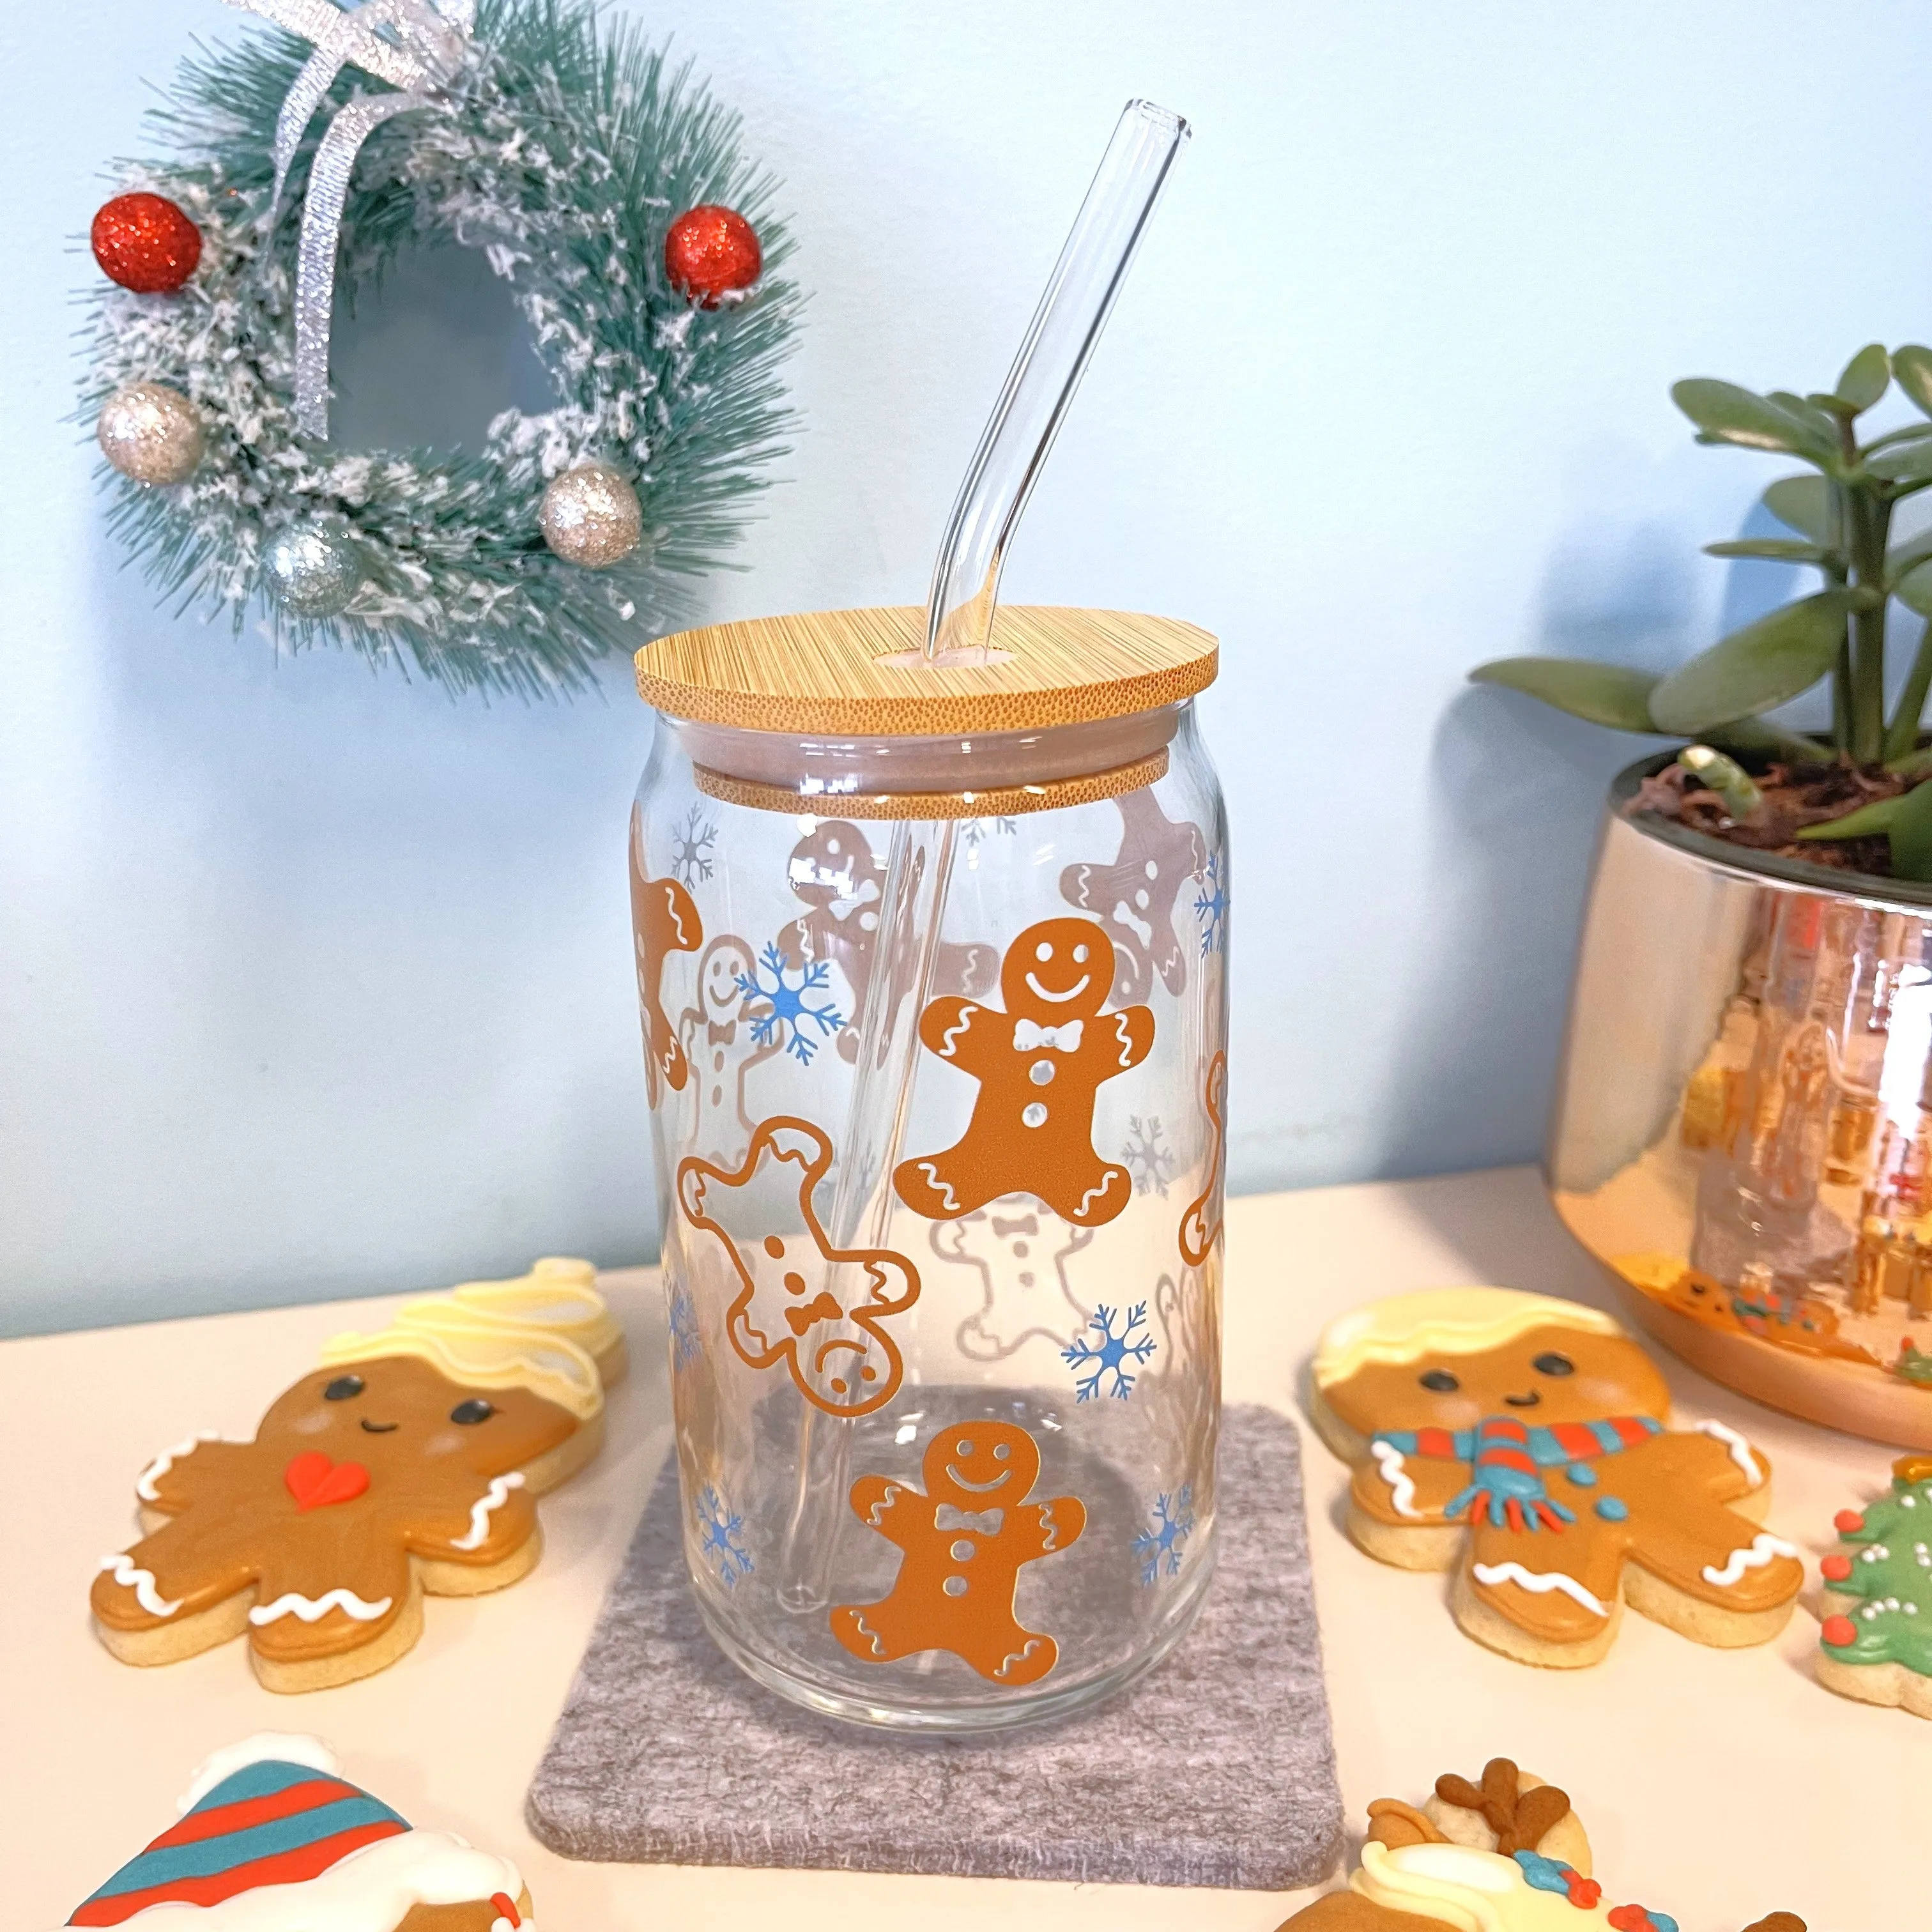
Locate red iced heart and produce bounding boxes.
[284,1450,371,1512]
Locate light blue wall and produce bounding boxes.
[6,1,1930,1335]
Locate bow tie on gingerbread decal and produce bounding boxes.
[932,1503,1004,1535]
[223,0,478,439]
[1013,1017,1083,1054]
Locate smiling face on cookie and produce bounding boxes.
[1002,918,1115,1021]
[924,1420,1041,1505]
[697,935,756,1022]
[787,822,873,911]
[1321,1324,1671,1438]
[257,1357,578,1478]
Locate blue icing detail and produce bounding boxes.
[1511,1850,1574,1894]
[1566,1463,1597,1487]
[83,1797,403,1899]
[1595,1495,1630,1522]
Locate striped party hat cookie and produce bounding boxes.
[67,1735,534,1928]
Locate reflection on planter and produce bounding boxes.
[1549,760,1932,1447]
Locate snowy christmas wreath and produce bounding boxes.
[82,0,799,698]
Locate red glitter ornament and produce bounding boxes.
[663,204,762,308]
[91,193,203,295]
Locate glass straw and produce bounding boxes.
[775,99,1192,1613]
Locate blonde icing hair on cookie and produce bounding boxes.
[1313,1286,1627,1390]
[319,1307,604,1420]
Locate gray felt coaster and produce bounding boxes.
[526,1403,1342,1890]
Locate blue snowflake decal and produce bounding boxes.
[670,804,719,886]
[734,942,845,1064]
[667,1280,700,1368]
[1193,853,1227,956]
[1132,1484,1195,1584]
[694,1483,753,1586]
[1062,1301,1156,1401]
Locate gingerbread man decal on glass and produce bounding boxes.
[1059,790,1209,1005]
[832,1420,1085,1684]
[677,934,779,1166]
[893,917,1154,1228]
[678,1117,923,1416]
[629,809,702,1105]
[1179,1050,1227,1266]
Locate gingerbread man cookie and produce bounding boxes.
[1311,1287,1804,1668]
[678,1116,922,1416]
[630,809,703,1104]
[91,1271,612,1691]
[65,1733,535,1928]
[677,933,780,1165]
[1059,789,1209,1004]
[1275,1759,1807,1932]
[832,1420,1084,1683]
[893,916,1154,1227]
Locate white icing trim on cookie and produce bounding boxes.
[1701,1530,1800,1587]
[1354,1838,1613,1929]
[1696,1418,1762,1486]
[451,1471,526,1551]
[95,1827,528,1929]
[1471,1560,1608,1618]
[1313,1286,1627,1390]
[249,1588,394,1627]
[98,1553,182,1618]
[135,1430,222,1503]
[1370,1439,1422,1518]
[176,1734,342,1815]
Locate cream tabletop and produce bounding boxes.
[4,1167,1910,1929]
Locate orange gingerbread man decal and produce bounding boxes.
[678,1117,923,1416]
[832,1420,1085,1683]
[893,917,1154,1227]
[629,810,702,1105]
[1179,1050,1227,1266]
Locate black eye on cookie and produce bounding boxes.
[1531,1352,1575,1377]
[1418,1368,1460,1393]
[450,1398,495,1425]
[323,1374,365,1401]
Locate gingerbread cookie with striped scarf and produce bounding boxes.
[1309,1287,1802,1667]
[91,1259,618,1692]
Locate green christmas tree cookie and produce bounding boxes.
[1817,1453,1932,1718]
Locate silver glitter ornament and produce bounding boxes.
[97,383,206,486]
[263,524,364,619]
[539,463,643,567]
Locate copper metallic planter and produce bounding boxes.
[1548,752,1932,1448]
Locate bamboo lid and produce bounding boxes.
[634,606,1216,738]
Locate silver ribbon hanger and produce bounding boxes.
[225,0,478,439]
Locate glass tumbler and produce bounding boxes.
[629,603,1228,1729]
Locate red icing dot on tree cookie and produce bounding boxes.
[1820,1613,1858,1647]
[1834,1508,1866,1534]
[1820,1552,1854,1583]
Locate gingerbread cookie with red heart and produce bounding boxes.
[91,1259,616,1692]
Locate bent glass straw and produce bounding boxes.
[774,100,1192,1614]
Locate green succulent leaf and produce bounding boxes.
[1886,530,1932,587]
[1648,590,1856,733]
[1894,344,1932,419]
[1836,343,1892,413]
[1796,795,1904,841]
[1890,779,1932,880]
[1671,379,1839,466]
[1763,475,1833,542]
[1871,439,1932,484]
[1897,564,1932,618]
[1703,538,1832,564]
[1468,657,1660,731]
[1768,391,1848,446]
[1703,715,1833,766]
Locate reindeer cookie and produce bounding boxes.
[630,809,703,1104]
[678,1116,922,1416]
[1312,1287,1803,1668]
[832,1419,1084,1683]
[91,1269,613,1692]
[65,1733,536,1929]
[678,934,779,1164]
[893,917,1154,1227]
